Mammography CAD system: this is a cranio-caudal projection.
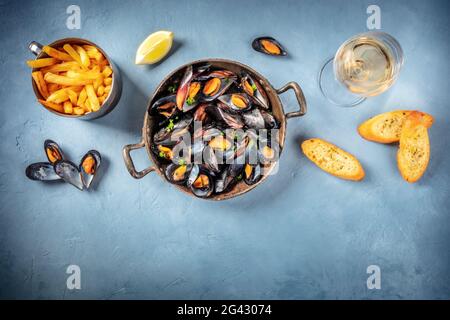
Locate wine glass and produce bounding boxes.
[318,31,404,107]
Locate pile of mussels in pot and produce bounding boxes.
[150,64,281,198]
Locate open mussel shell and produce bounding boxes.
[215,163,244,194]
[243,163,262,185]
[252,37,287,56]
[201,77,235,102]
[187,165,215,198]
[243,108,277,129]
[153,115,193,146]
[206,103,244,129]
[44,139,64,164]
[241,73,269,109]
[79,150,101,189]
[164,163,193,185]
[25,162,61,181]
[218,93,252,112]
[54,160,84,190]
[150,95,178,118]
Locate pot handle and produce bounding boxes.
[29,41,43,56]
[122,139,156,179]
[276,81,307,119]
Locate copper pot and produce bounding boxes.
[123,58,307,200]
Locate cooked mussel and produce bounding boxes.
[218,93,251,112]
[187,165,214,198]
[202,77,235,102]
[243,109,277,129]
[164,162,193,184]
[79,150,101,189]
[252,37,287,56]
[25,162,61,181]
[44,139,64,164]
[243,163,262,185]
[154,115,193,146]
[215,163,244,193]
[54,160,84,190]
[206,103,244,129]
[241,73,269,109]
[151,95,178,118]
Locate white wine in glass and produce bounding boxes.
[319,32,403,107]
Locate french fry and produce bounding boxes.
[66,70,102,81]
[77,88,87,106]
[27,58,58,69]
[74,45,90,68]
[42,45,73,61]
[93,76,104,91]
[32,71,49,99]
[104,85,111,94]
[73,107,85,115]
[63,101,73,114]
[102,66,113,78]
[97,85,105,96]
[44,72,93,86]
[41,61,81,74]
[83,45,99,53]
[85,84,100,111]
[83,99,92,113]
[47,83,60,94]
[47,88,70,104]
[63,44,83,66]
[67,89,78,105]
[86,49,103,61]
[104,77,112,86]
[38,99,64,113]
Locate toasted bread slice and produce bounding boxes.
[397,111,432,183]
[301,138,365,181]
[358,110,433,143]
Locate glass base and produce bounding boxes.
[318,57,366,108]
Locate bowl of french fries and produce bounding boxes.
[27,38,122,119]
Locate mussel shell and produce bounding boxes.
[25,162,61,181]
[187,165,214,198]
[252,37,287,56]
[150,95,178,118]
[54,160,84,190]
[164,163,193,185]
[214,163,244,194]
[196,69,237,81]
[153,115,193,146]
[206,104,244,129]
[201,77,235,102]
[243,163,262,185]
[79,150,101,189]
[240,73,270,109]
[218,93,252,112]
[176,65,194,109]
[202,145,220,173]
[243,109,266,129]
[44,139,64,164]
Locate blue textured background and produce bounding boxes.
[0,0,449,299]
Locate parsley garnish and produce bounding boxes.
[168,85,177,93]
[166,119,175,131]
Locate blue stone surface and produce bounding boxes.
[0,0,449,299]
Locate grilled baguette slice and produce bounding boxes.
[397,111,433,183]
[358,110,412,143]
[301,138,365,181]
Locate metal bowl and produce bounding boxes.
[29,38,122,120]
[123,58,307,200]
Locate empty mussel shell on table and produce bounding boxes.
[44,139,64,164]
[79,150,101,189]
[54,160,84,190]
[252,37,287,56]
[25,162,61,181]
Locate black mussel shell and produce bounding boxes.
[218,93,252,112]
[153,115,193,146]
[201,77,235,102]
[164,163,193,185]
[152,144,174,161]
[243,109,266,129]
[214,163,244,194]
[54,160,84,190]
[206,104,244,129]
[150,95,178,118]
[187,165,214,198]
[240,73,270,109]
[25,162,61,181]
[79,150,101,189]
[243,163,262,185]
[252,37,287,56]
[44,139,64,164]
[176,65,194,110]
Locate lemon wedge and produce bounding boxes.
[135,31,174,65]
